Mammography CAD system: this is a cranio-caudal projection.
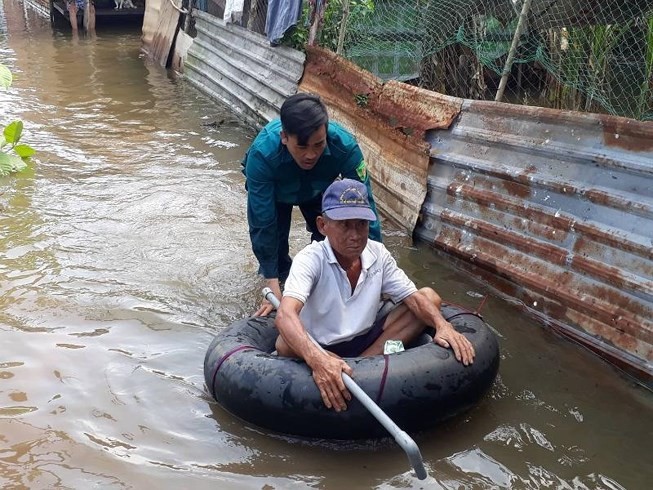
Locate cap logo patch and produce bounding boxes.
[339,187,367,205]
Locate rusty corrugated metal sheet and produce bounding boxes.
[181,36,652,383]
[300,46,462,232]
[418,100,653,384]
[184,10,305,128]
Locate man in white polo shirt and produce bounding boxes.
[275,179,475,412]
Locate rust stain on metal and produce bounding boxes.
[467,99,602,127]
[573,221,653,261]
[297,45,653,382]
[501,180,531,199]
[550,323,652,379]
[565,309,653,363]
[300,46,464,231]
[600,115,653,152]
[432,229,652,347]
[450,183,576,236]
[422,98,653,382]
[428,224,653,371]
[573,285,651,342]
[377,81,462,133]
[571,255,652,297]
[300,52,427,161]
[437,231,652,363]
[303,46,383,104]
[572,235,653,284]
[440,210,569,266]
[582,188,650,215]
[302,47,462,139]
[432,224,653,377]
[436,221,653,364]
[463,100,653,152]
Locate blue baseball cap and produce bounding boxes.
[322,179,377,221]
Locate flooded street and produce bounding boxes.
[1,2,652,488]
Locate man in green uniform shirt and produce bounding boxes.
[242,93,382,315]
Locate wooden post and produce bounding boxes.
[495,0,533,102]
[308,0,326,46]
[336,0,351,55]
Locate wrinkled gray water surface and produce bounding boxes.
[1,3,651,489]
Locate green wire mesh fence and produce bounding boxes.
[305,0,653,120]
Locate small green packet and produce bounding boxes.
[383,340,405,355]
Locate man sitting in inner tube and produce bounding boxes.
[274,179,475,412]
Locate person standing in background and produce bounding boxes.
[242,93,382,316]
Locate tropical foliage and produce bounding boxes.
[0,62,35,177]
[285,0,375,52]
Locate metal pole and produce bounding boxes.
[495,0,533,102]
[263,288,428,480]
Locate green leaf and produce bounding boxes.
[0,153,12,176]
[0,152,27,176]
[4,120,23,144]
[0,137,7,149]
[0,64,12,89]
[14,144,35,158]
[12,157,27,173]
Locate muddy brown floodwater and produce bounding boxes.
[1,2,651,489]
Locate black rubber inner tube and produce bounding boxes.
[204,304,500,439]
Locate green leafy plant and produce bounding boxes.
[284,0,375,52]
[0,63,35,177]
[354,92,369,107]
[0,63,11,89]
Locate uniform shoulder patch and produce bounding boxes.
[356,160,368,181]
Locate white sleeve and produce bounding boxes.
[283,246,322,304]
[380,246,417,302]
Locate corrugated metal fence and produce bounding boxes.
[300,47,462,234]
[175,19,652,384]
[184,10,305,128]
[419,101,653,382]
